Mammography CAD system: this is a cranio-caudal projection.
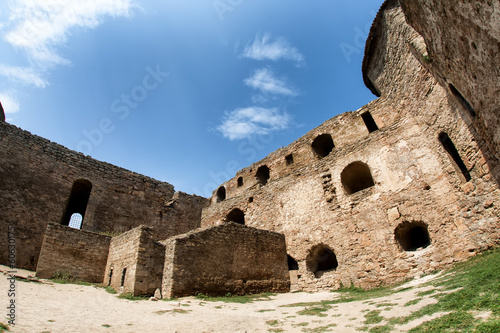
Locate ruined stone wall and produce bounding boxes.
[201,0,500,291]
[0,122,208,270]
[161,223,290,299]
[104,227,141,294]
[36,223,111,283]
[104,226,165,296]
[399,0,500,169]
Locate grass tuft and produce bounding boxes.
[195,292,275,304]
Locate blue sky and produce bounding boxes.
[0,0,383,197]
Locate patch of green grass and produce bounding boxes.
[268,329,284,333]
[0,322,9,332]
[369,324,393,333]
[364,310,384,325]
[293,322,309,327]
[195,292,275,304]
[104,286,117,294]
[161,297,179,302]
[117,292,149,301]
[475,319,500,332]
[50,271,92,286]
[266,320,279,326]
[375,302,397,308]
[101,324,111,328]
[181,303,190,307]
[404,298,422,307]
[155,308,191,315]
[409,311,477,333]
[297,306,330,317]
[302,324,337,332]
[390,248,500,331]
[257,309,275,313]
[416,289,436,297]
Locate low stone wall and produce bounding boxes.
[162,223,290,299]
[104,226,164,296]
[36,224,111,283]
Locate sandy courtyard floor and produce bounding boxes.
[0,265,446,333]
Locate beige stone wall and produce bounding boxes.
[162,223,290,299]
[104,227,141,294]
[36,223,111,283]
[104,226,165,296]
[201,0,500,291]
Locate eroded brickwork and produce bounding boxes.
[201,0,500,291]
[162,223,290,298]
[36,223,111,283]
[399,0,500,169]
[0,122,208,270]
[104,226,165,296]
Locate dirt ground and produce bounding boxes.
[0,265,448,333]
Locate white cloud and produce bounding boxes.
[242,33,304,64]
[244,68,297,96]
[217,107,291,140]
[0,65,48,88]
[0,91,20,113]
[1,0,135,84]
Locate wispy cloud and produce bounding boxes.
[244,68,297,96]
[0,91,20,114]
[0,65,48,88]
[242,33,305,64]
[1,0,135,85]
[217,107,291,140]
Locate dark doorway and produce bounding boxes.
[395,221,431,251]
[312,134,334,158]
[439,132,471,182]
[216,186,226,202]
[226,208,245,225]
[61,179,92,228]
[306,244,338,278]
[341,162,375,195]
[256,165,270,186]
[361,111,379,133]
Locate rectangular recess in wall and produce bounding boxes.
[361,111,379,133]
[285,154,294,166]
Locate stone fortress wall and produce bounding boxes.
[201,0,500,291]
[0,121,208,271]
[0,0,498,296]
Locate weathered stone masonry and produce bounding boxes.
[0,0,499,296]
[201,0,500,291]
[0,121,208,271]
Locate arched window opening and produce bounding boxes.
[226,208,245,225]
[285,154,294,166]
[439,133,471,182]
[61,179,92,227]
[395,221,431,251]
[68,213,83,229]
[256,165,270,186]
[287,255,299,271]
[341,162,375,195]
[312,134,334,158]
[216,186,226,202]
[237,177,244,187]
[361,111,379,133]
[449,84,476,118]
[306,244,338,278]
